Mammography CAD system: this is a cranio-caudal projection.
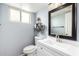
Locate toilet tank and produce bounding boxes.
[35,36,43,45]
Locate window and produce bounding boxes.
[10,7,31,24]
[21,11,31,24]
[10,8,20,22]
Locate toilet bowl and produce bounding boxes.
[23,36,43,56]
[23,45,37,56]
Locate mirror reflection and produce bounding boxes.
[50,5,72,36]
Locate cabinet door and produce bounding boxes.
[37,46,53,56]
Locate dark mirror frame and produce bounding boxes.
[48,3,77,41]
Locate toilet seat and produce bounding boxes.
[23,45,37,54]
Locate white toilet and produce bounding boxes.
[23,36,42,56]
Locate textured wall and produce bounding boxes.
[0,4,36,56]
[36,6,48,38]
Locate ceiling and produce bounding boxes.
[48,3,65,11]
[6,3,48,13]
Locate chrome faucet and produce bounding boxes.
[55,34,62,42]
[56,34,59,41]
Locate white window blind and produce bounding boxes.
[10,8,20,22]
[21,11,31,24]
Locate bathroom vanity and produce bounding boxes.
[36,36,79,56]
[35,3,78,56]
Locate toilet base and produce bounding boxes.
[27,50,37,56]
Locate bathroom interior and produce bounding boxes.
[0,3,79,56]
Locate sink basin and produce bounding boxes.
[38,37,57,45]
[39,37,71,49]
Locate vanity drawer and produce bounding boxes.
[37,44,63,56]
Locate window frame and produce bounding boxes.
[9,6,31,24]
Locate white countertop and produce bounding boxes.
[37,36,79,56]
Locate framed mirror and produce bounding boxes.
[49,3,77,41]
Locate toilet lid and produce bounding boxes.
[23,45,37,54]
[23,45,36,51]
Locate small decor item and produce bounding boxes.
[34,18,45,32]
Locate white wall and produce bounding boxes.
[36,6,48,38]
[0,4,36,56]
